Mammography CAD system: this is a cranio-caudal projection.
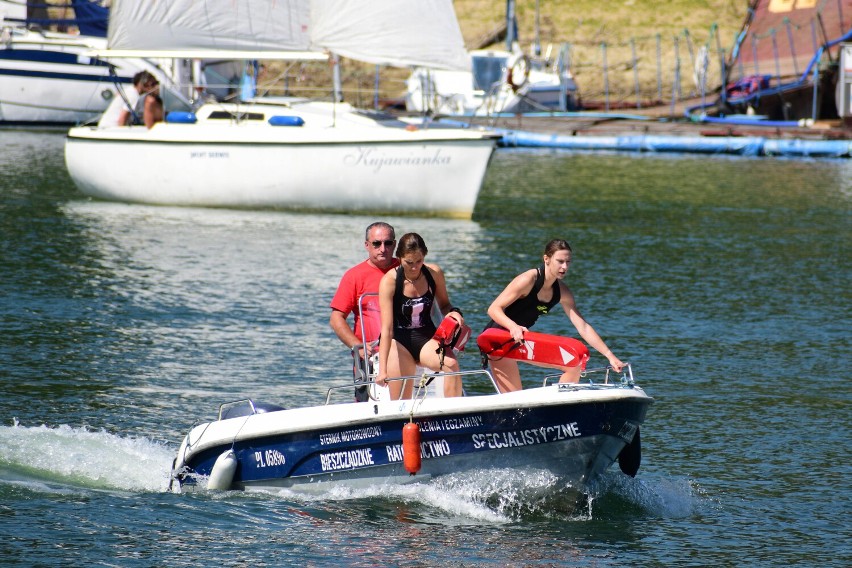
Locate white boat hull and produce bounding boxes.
[65,101,498,218]
[406,49,578,116]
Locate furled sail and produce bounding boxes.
[104,0,468,70]
[108,0,312,52]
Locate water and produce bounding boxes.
[1,130,850,566]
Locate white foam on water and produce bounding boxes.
[0,419,176,493]
[268,466,594,524]
[272,479,507,524]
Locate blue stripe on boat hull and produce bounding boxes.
[0,67,130,83]
[0,48,112,67]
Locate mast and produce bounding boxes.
[505,0,517,51]
[533,0,541,57]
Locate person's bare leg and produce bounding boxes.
[418,340,462,397]
[558,366,581,383]
[488,357,522,392]
[440,357,462,397]
[388,342,415,400]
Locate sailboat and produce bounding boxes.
[64,0,499,218]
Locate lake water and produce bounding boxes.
[1,130,849,566]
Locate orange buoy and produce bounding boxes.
[402,422,421,475]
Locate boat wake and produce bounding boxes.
[0,420,175,494]
[269,467,703,524]
[0,420,701,522]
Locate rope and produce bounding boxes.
[408,372,431,422]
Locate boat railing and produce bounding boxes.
[324,368,499,405]
[542,362,636,389]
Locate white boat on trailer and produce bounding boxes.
[406,47,578,117]
[405,0,579,117]
[169,364,652,494]
[63,0,498,218]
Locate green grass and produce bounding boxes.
[455,0,746,46]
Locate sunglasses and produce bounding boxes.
[370,239,395,248]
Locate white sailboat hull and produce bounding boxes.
[65,101,497,217]
[0,60,115,124]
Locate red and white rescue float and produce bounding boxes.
[477,327,590,369]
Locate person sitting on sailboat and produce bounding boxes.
[376,233,465,400]
[98,71,146,128]
[483,239,624,393]
[132,73,163,129]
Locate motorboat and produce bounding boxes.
[406,47,579,117]
[169,363,652,493]
[170,292,652,495]
[63,0,498,218]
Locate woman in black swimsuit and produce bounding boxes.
[377,233,465,400]
[485,239,624,393]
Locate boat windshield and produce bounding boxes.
[472,55,508,91]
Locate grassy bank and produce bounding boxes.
[454,0,748,106]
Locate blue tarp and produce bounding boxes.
[763,139,852,158]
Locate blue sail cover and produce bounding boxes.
[15,1,109,37]
[71,0,108,37]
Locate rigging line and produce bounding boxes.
[231,412,254,450]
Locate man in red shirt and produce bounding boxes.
[330,222,399,401]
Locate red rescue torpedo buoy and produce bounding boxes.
[402,422,421,475]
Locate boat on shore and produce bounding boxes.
[169,364,651,494]
[406,47,578,117]
[63,0,498,218]
[405,0,578,117]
